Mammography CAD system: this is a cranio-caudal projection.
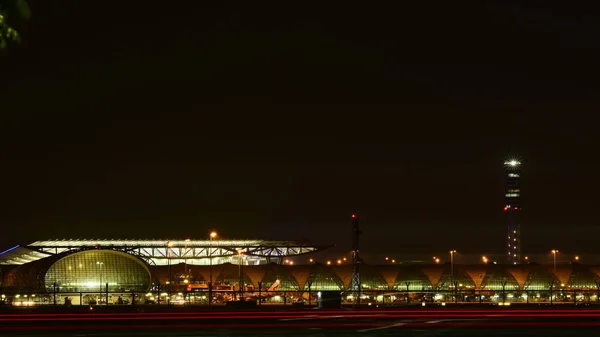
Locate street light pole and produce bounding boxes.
[96,261,104,293]
[238,249,243,301]
[450,250,457,303]
[184,238,191,280]
[552,250,559,273]
[167,241,173,303]
[449,250,456,282]
[209,231,217,307]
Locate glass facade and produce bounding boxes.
[261,265,299,291]
[6,250,600,299]
[438,268,476,290]
[523,267,557,290]
[306,266,344,290]
[480,268,519,290]
[568,267,599,289]
[394,267,432,291]
[215,266,253,288]
[44,250,151,292]
[359,267,388,290]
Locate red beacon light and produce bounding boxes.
[351,214,357,219]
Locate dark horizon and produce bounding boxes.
[2,2,599,258]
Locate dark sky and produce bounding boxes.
[1,1,599,259]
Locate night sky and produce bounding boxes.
[2,1,599,260]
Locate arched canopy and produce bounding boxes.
[480,266,519,291]
[568,265,599,289]
[524,266,558,290]
[45,250,151,292]
[214,263,253,287]
[359,265,388,290]
[261,263,299,291]
[437,265,476,290]
[394,266,432,291]
[306,265,344,291]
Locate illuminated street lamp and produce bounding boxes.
[433,256,440,264]
[551,250,559,273]
[96,261,104,292]
[184,238,191,279]
[237,249,244,300]
[209,231,217,307]
[482,256,488,264]
[449,250,457,303]
[449,250,457,283]
[574,255,580,262]
[166,241,174,299]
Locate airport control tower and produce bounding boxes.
[504,159,522,264]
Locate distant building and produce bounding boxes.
[504,159,522,264]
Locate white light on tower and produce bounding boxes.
[504,159,521,167]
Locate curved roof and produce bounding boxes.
[0,246,51,265]
[1,239,333,265]
[3,253,63,290]
[4,249,152,292]
[46,249,152,292]
[28,239,325,249]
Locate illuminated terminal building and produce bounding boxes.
[2,239,600,306]
[0,239,330,294]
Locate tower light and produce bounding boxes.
[504,156,522,265]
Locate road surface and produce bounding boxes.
[2,308,600,336]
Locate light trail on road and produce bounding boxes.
[4,308,600,321]
[3,307,600,333]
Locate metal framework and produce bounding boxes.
[0,239,332,266]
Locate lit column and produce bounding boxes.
[551,250,559,273]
